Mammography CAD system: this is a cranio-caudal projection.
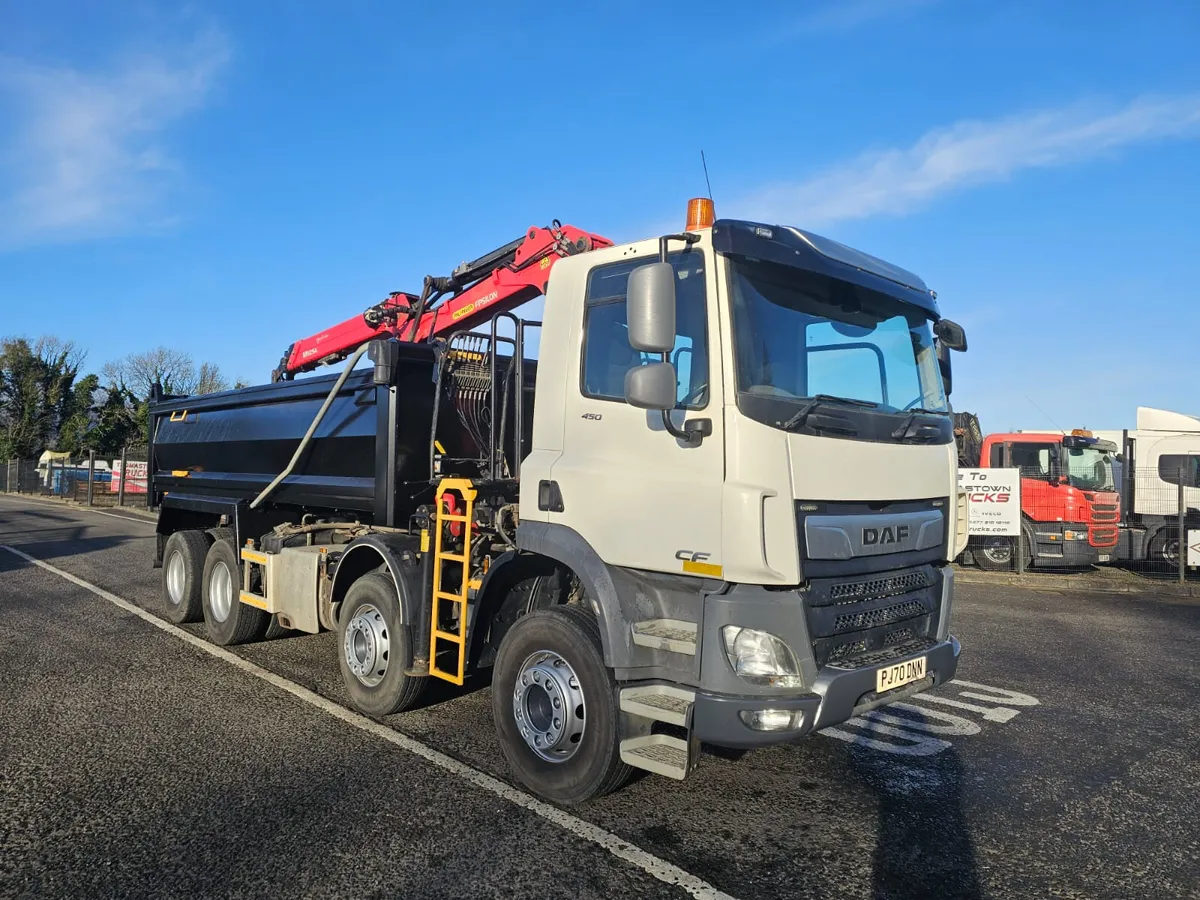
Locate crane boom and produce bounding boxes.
[273,221,612,381]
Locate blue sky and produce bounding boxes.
[2,0,1199,432]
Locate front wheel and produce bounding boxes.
[1148,529,1180,567]
[975,535,1029,571]
[492,605,631,805]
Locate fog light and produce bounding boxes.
[721,626,803,688]
[739,709,805,731]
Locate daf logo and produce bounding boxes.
[862,525,910,546]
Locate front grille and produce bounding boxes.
[828,637,937,670]
[834,600,927,631]
[1090,525,1118,547]
[829,570,928,604]
[802,564,941,668]
[1091,502,1119,523]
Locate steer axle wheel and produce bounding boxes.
[492,605,631,805]
[974,532,1032,572]
[336,573,427,717]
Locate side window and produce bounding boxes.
[1158,454,1200,487]
[989,442,1005,468]
[580,251,708,408]
[1010,443,1055,480]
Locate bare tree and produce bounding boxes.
[101,347,230,399]
[196,361,231,395]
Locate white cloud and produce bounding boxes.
[738,94,1200,227]
[0,28,229,248]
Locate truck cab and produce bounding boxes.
[975,430,1120,569]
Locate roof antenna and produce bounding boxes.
[701,150,714,200]
[1024,394,1066,435]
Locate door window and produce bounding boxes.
[580,251,708,409]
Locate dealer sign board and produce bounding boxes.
[958,468,1021,536]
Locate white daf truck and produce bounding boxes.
[148,198,970,804]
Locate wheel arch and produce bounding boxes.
[512,522,627,667]
[330,534,422,628]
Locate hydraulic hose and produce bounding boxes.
[249,343,370,510]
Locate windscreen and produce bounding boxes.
[728,257,947,416]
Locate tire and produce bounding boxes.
[1148,529,1180,567]
[974,535,1016,571]
[492,604,632,805]
[337,573,427,716]
[264,615,292,641]
[202,538,270,645]
[161,530,211,624]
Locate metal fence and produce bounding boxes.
[959,465,1198,582]
[0,447,150,508]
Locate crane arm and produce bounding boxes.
[274,221,612,381]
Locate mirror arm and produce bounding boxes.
[658,232,701,262]
[653,349,708,445]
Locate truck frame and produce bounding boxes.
[148,200,969,804]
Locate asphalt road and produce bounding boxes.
[0,495,1197,900]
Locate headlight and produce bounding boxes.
[1063,530,1088,541]
[721,626,803,688]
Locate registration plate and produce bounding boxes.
[1098,554,1111,562]
[876,656,927,693]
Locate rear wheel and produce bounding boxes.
[337,573,427,716]
[161,530,211,623]
[492,605,631,805]
[202,538,269,645]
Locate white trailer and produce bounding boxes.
[1095,407,1200,565]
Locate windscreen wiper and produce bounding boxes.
[780,394,879,431]
[890,408,947,440]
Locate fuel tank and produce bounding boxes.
[149,342,439,525]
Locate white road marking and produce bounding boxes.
[821,720,951,756]
[820,680,1039,756]
[917,693,1021,722]
[0,495,155,527]
[0,544,734,900]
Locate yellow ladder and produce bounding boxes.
[429,477,477,685]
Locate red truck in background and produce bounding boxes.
[956,414,1121,570]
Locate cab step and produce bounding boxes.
[619,685,695,727]
[619,735,690,780]
[630,619,697,655]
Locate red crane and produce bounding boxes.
[272,221,612,381]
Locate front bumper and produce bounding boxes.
[691,635,961,749]
[1030,523,1114,567]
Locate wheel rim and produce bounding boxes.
[1163,539,1180,564]
[343,603,390,687]
[981,538,1013,565]
[209,561,234,623]
[166,549,186,607]
[512,650,586,763]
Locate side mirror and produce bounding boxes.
[934,318,967,352]
[627,262,676,353]
[624,362,676,411]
